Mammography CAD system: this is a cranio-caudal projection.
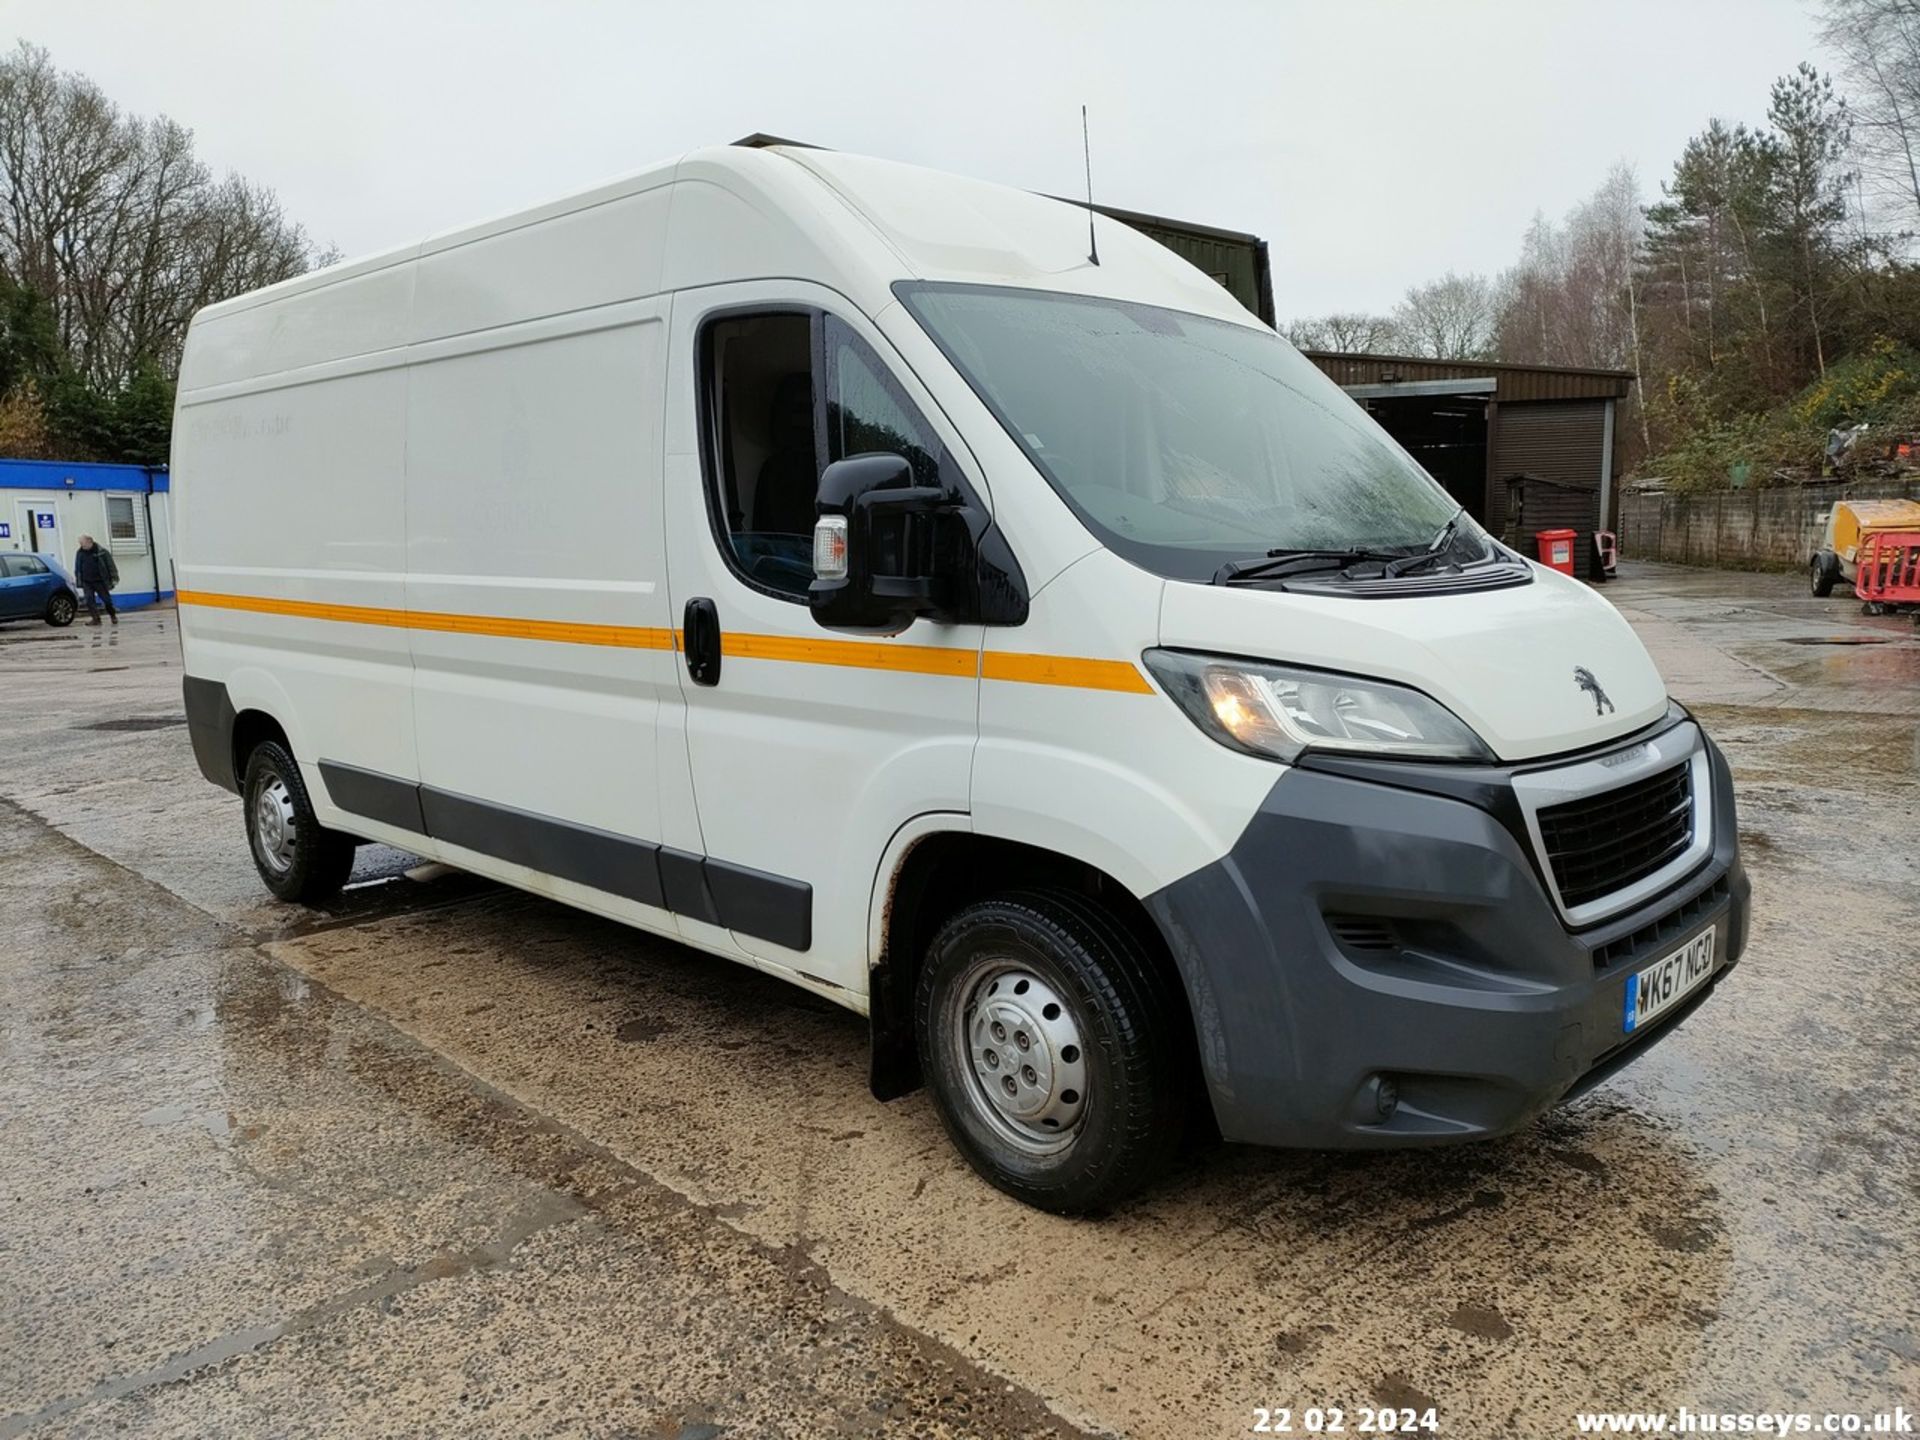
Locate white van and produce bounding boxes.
[174,144,1748,1212]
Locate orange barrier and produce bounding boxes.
[1854,530,1920,605]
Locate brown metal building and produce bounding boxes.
[1303,352,1635,578]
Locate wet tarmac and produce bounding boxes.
[1,565,1915,1438]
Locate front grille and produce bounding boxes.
[1590,877,1728,971]
[1537,761,1694,910]
[1325,915,1399,952]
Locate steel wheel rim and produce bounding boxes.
[252,776,297,875]
[951,959,1089,1157]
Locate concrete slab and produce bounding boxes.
[0,806,1082,1440]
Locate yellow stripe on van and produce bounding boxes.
[406,610,675,649]
[177,590,412,629]
[690,630,1148,690]
[176,589,1149,692]
[176,589,676,650]
[721,630,979,677]
[980,651,1155,694]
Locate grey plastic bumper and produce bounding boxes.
[1144,733,1748,1149]
[184,675,239,794]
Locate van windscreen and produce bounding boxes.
[897,282,1489,584]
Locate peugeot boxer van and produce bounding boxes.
[174,144,1748,1212]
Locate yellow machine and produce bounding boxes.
[1809,498,1920,595]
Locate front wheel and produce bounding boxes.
[1811,553,1838,597]
[242,740,356,904]
[45,591,75,627]
[916,889,1188,1214]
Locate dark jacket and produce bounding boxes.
[75,545,118,590]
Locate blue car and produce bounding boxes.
[0,552,78,626]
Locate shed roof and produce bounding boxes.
[0,457,167,491]
[1302,350,1635,404]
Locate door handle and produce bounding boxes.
[684,596,721,686]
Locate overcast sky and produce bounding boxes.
[10,0,1825,318]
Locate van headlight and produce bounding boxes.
[1142,650,1493,763]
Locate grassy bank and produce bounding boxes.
[1641,337,1920,491]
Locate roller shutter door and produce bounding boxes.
[1492,402,1605,570]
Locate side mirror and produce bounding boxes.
[809,453,958,633]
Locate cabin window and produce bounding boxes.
[700,309,963,602]
[821,317,945,487]
[701,311,823,600]
[106,495,141,547]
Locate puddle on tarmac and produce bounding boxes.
[1779,635,1895,646]
[77,715,186,732]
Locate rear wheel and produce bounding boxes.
[241,740,355,904]
[916,888,1187,1214]
[44,591,75,627]
[1811,553,1838,597]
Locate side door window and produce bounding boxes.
[822,316,947,485]
[0,555,33,616]
[699,309,970,600]
[13,555,52,610]
[701,311,823,600]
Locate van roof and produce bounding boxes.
[763,145,1256,322]
[189,143,1260,332]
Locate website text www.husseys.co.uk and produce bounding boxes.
[1574,1407,1912,1434]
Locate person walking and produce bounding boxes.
[74,535,119,625]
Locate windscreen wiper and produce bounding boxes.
[1383,511,1463,578]
[1213,547,1411,585]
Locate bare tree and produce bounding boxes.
[1820,0,1920,232]
[1491,169,1651,454]
[1574,164,1652,450]
[0,41,331,390]
[1494,213,1568,364]
[1281,311,1400,353]
[1392,271,1498,359]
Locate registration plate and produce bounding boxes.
[1623,928,1716,1034]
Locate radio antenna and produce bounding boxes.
[1081,105,1100,266]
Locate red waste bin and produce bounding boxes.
[1535,528,1578,576]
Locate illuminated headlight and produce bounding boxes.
[1142,650,1493,764]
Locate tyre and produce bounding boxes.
[44,591,75,627]
[916,888,1187,1214]
[1810,553,1837,597]
[241,739,356,904]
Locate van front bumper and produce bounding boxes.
[1142,728,1748,1149]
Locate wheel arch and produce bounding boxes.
[231,708,294,787]
[184,670,308,795]
[865,824,1208,1120]
[222,669,314,780]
